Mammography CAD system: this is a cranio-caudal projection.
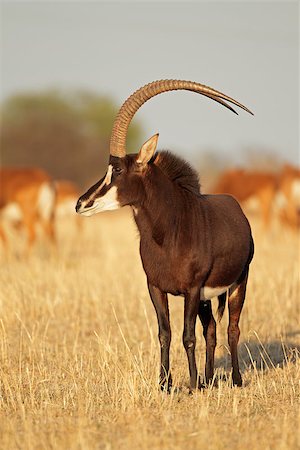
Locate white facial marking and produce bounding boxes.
[78,165,116,215]
[104,165,113,186]
[200,284,233,300]
[80,186,120,216]
[96,164,113,193]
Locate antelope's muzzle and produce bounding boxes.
[76,186,120,216]
[75,196,98,216]
[75,197,90,213]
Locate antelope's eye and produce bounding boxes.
[114,167,122,175]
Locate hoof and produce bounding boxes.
[232,373,243,387]
[160,379,172,394]
[160,385,172,394]
[188,380,205,394]
[203,379,218,388]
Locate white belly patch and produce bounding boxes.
[200,285,232,300]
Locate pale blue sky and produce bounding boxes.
[1,1,299,166]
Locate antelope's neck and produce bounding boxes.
[132,176,184,247]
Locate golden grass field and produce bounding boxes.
[0,208,299,450]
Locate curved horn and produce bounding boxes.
[110,79,253,157]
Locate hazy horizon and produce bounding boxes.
[1,1,299,166]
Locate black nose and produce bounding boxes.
[75,198,82,213]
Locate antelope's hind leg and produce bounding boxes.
[228,270,249,387]
[147,282,172,392]
[198,300,216,385]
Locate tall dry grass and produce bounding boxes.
[0,208,299,450]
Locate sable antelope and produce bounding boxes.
[76,80,254,392]
[0,167,56,251]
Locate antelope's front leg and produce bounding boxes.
[147,282,172,392]
[183,287,201,392]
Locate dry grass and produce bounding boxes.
[0,208,299,450]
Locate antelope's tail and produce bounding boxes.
[217,292,227,322]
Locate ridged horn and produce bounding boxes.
[110,79,253,157]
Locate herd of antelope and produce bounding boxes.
[0,79,299,392]
[0,168,80,250]
[212,164,300,230]
[1,153,298,252]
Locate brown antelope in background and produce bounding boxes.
[212,169,277,228]
[55,180,80,212]
[278,165,300,229]
[54,180,82,230]
[76,80,254,392]
[212,166,300,230]
[0,167,56,251]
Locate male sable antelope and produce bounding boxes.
[76,80,254,392]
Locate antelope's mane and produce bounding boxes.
[154,151,201,195]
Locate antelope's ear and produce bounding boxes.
[136,134,159,166]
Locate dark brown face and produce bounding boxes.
[75,155,145,216]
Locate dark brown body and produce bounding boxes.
[136,189,252,296]
[77,150,254,391]
[128,154,253,391]
[76,79,255,392]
